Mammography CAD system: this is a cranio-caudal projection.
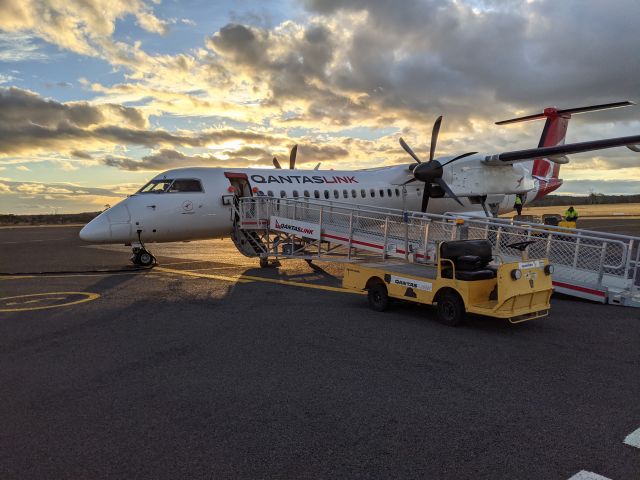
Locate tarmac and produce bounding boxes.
[1,219,640,479]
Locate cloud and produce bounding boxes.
[0,0,167,56]
[0,32,48,61]
[15,165,30,171]
[102,141,350,171]
[0,87,283,156]
[71,150,93,159]
[0,180,124,198]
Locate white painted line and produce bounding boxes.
[568,471,611,480]
[624,427,640,448]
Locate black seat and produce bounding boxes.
[440,240,496,281]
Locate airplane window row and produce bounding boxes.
[261,188,402,199]
[137,179,203,194]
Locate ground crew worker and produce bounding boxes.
[565,206,579,222]
[514,195,523,215]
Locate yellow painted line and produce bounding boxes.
[155,267,364,295]
[0,292,100,312]
[173,266,240,272]
[0,271,149,280]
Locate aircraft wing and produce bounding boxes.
[483,134,640,165]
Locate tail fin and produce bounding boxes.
[496,101,634,198]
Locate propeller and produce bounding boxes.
[289,144,298,169]
[273,144,299,169]
[399,116,476,212]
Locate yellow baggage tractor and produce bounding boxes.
[342,239,553,326]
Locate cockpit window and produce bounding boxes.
[138,179,174,193]
[169,179,203,193]
[137,178,204,194]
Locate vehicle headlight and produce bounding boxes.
[544,264,554,275]
[511,269,522,280]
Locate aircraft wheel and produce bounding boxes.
[136,250,155,266]
[367,281,389,312]
[436,289,465,326]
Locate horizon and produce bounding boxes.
[2,0,640,214]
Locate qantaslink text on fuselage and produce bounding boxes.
[250,175,359,184]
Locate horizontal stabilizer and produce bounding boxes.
[484,134,640,164]
[496,101,634,125]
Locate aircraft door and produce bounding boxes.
[224,172,253,198]
[224,172,254,221]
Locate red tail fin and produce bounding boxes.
[496,101,634,199]
[533,107,569,180]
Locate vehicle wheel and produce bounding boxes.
[136,250,155,266]
[436,290,465,326]
[367,282,389,312]
[259,257,269,268]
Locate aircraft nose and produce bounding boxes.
[79,214,111,242]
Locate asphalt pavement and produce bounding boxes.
[1,223,639,479]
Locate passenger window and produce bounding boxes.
[280,190,286,198]
[293,190,299,198]
[361,189,366,198]
[169,179,203,193]
[324,190,329,199]
[387,189,392,197]
[343,189,348,199]
[351,190,357,198]
[333,190,339,199]
[395,188,400,197]
[379,189,384,198]
[303,190,310,198]
[314,190,320,199]
[267,190,274,197]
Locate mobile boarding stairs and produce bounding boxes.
[231,197,640,307]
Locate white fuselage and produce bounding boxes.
[79,159,539,245]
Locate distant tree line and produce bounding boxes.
[0,212,101,226]
[530,193,640,207]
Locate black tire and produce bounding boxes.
[259,257,269,268]
[436,290,465,326]
[367,281,389,312]
[137,250,154,266]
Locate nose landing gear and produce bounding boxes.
[131,229,156,267]
[131,247,155,266]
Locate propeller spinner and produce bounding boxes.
[399,116,476,212]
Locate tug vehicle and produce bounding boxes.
[342,239,553,325]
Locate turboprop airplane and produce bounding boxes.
[80,101,640,266]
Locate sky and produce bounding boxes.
[1,0,640,214]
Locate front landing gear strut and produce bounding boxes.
[130,229,156,267]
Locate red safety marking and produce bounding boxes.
[552,280,606,298]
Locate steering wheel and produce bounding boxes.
[505,240,537,251]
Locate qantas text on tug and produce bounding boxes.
[80,101,640,264]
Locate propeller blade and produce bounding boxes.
[399,137,422,163]
[313,162,321,170]
[435,177,463,206]
[289,144,298,169]
[402,178,418,186]
[273,157,282,169]
[440,151,478,168]
[429,115,443,163]
[421,183,431,212]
